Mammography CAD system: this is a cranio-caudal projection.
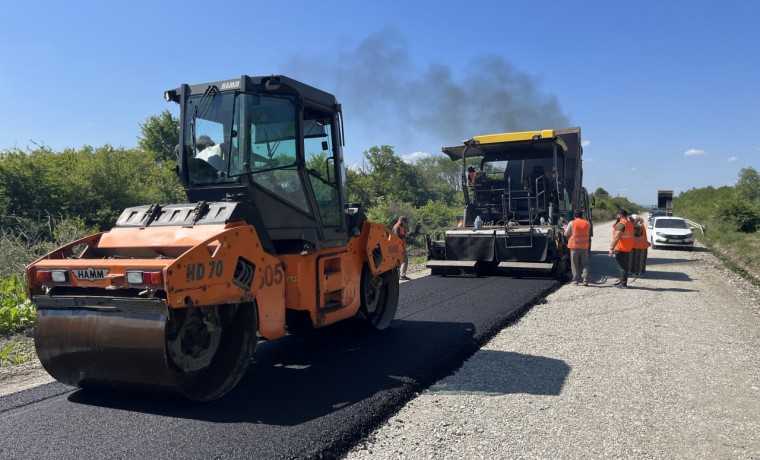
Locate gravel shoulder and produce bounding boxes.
[347,222,760,459]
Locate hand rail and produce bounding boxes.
[683,218,705,235]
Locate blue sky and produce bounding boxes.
[1,0,758,206]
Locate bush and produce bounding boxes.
[715,198,760,233]
[0,215,93,279]
[0,274,36,334]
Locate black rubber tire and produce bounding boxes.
[359,266,399,331]
[168,303,258,402]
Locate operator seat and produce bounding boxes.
[472,172,492,205]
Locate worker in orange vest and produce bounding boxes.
[630,214,650,277]
[393,216,410,280]
[564,209,591,286]
[609,209,634,288]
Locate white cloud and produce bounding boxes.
[684,148,706,156]
[631,167,638,172]
[727,156,738,162]
[584,157,594,163]
[402,151,431,163]
[581,140,590,147]
[346,162,363,172]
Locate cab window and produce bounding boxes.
[305,112,342,228]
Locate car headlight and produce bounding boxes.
[685,232,693,238]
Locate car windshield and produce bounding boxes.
[655,218,688,229]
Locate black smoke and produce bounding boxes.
[283,27,570,155]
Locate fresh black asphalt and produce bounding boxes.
[0,273,557,459]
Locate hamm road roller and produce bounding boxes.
[26,75,402,401]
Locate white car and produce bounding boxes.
[649,216,695,250]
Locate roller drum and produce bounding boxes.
[34,301,258,401]
[35,309,177,393]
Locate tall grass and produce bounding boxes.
[1,342,34,366]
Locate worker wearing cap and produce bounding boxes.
[466,166,476,187]
[393,216,410,281]
[195,134,222,169]
[609,209,634,288]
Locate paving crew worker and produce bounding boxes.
[609,209,634,288]
[564,209,591,286]
[630,214,650,277]
[467,166,476,187]
[393,216,410,281]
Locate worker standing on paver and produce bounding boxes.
[564,209,591,286]
[609,209,634,288]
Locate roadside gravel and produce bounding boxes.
[347,222,760,459]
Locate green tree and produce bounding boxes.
[416,199,460,233]
[0,148,64,218]
[736,167,760,203]
[413,155,462,206]
[137,110,180,165]
[715,197,760,233]
[593,187,611,200]
[677,185,734,224]
[353,145,429,207]
[364,196,415,229]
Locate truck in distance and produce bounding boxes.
[657,189,674,216]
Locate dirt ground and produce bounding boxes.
[0,330,53,397]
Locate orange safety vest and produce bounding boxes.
[567,218,590,249]
[614,218,634,252]
[467,171,476,187]
[393,222,407,248]
[632,224,649,249]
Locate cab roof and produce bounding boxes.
[165,74,340,109]
[441,128,577,162]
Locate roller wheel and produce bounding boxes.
[359,266,399,331]
[166,302,258,401]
